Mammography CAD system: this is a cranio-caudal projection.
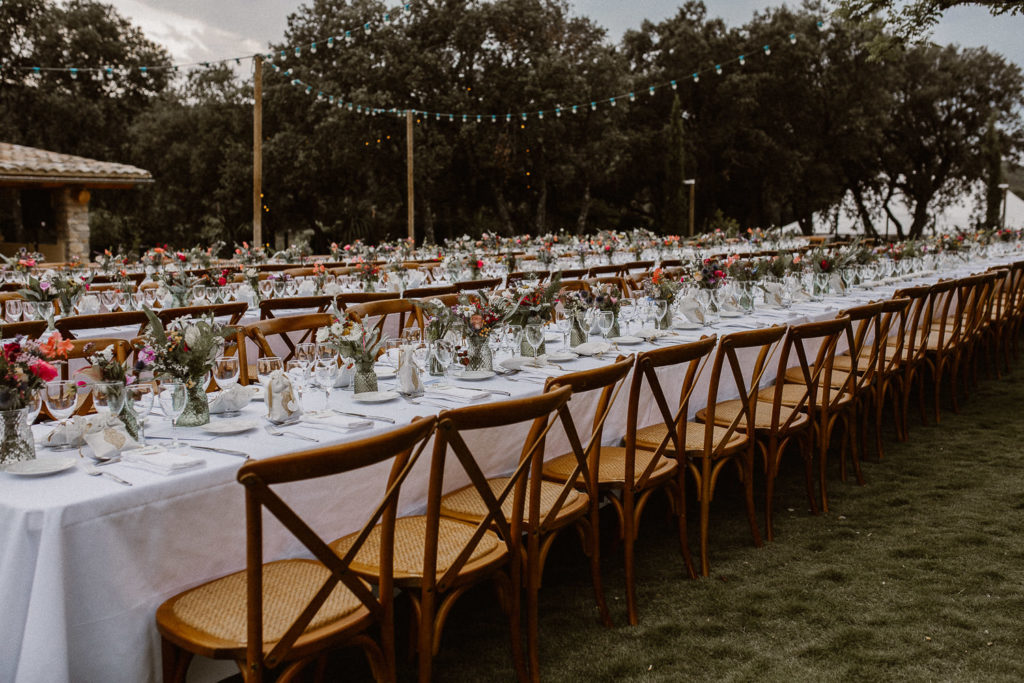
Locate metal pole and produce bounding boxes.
[406,110,415,243]
[685,180,696,237]
[253,55,263,247]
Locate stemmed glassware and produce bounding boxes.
[44,380,79,450]
[126,383,156,444]
[618,301,636,337]
[157,381,188,448]
[314,359,339,411]
[256,356,283,385]
[524,323,544,362]
[285,360,309,410]
[653,298,669,329]
[554,306,572,351]
[597,311,615,342]
[4,299,22,323]
[91,382,126,420]
[505,324,523,358]
[431,339,454,387]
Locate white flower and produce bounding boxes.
[315,327,329,344]
[184,325,201,348]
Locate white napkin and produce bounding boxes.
[397,346,424,395]
[121,447,204,475]
[331,358,356,388]
[83,423,141,460]
[426,385,490,402]
[720,292,741,312]
[79,294,101,314]
[574,341,611,356]
[266,369,303,422]
[297,279,316,296]
[303,412,373,431]
[44,414,113,448]
[324,281,342,295]
[678,296,705,324]
[762,282,785,307]
[830,273,845,295]
[235,284,256,306]
[209,384,252,414]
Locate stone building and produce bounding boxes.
[0,142,152,261]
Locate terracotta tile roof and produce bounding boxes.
[0,142,152,186]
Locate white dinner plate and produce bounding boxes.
[673,321,702,330]
[248,385,265,402]
[201,418,259,435]
[374,367,397,380]
[457,370,496,381]
[610,336,644,345]
[544,351,579,362]
[545,332,562,343]
[720,310,743,318]
[352,390,400,403]
[573,341,611,356]
[3,456,77,476]
[500,357,536,371]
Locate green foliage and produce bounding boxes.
[984,115,1004,229]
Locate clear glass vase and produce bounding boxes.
[570,315,589,347]
[175,381,210,427]
[353,361,379,394]
[0,406,35,465]
[466,336,493,372]
[118,402,141,440]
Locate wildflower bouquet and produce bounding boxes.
[353,260,380,290]
[451,297,501,339]
[139,309,230,386]
[234,241,267,266]
[492,273,562,327]
[0,332,71,410]
[316,318,386,364]
[642,268,683,302]
[414,299,453,343]
[693,259,728,289]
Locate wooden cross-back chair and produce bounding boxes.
[755,315,855,523]
[0,319,47,339]
[642,326,783,576]
[239,313,335,382]
[42,338,134,420]
[333,292,399,313]
[621,260,655,274]
[587,276,633,296]
[556,267,588,281]
[158,302,248,330]
[345,298,423,340]
[507,270,549,284]
[258,296,334,321]
[586,264,621,278]
[401,285,457,299]
[958,271,998,393]
[156,417,436,683]
[921,278,966,422]
[54,310,151,340]
[890,284,932,440]
[833,297,911,460]
[453,277,502,292]
[551,339,716,624]
[417,293,461,310]
[331,387,574,683]
[986,262,1024,375]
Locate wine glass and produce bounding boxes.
[314,359,339,412]
[619,301,636,337]
[295,342,318,369]
[273,279,287,298]
[4,299,22,323]
[99,290,120,312]
[258,278,274,300]
[431,339,454,387]
[554,307,572,350]
[91,382,126,421]
[257,356,283,385]
[156,381,188,448]
[285,360,308,411]
[126,383,156,444]
[653,299,669,329]
[213,356,240,390]
[44,380,79,450]
[597,311,615,342]
[524,323,544,362]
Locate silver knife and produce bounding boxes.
[191,445,250,458]
[147,435,207,442]
[332,409,396,424]
[454,386,511,396]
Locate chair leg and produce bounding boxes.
[623,487,639,626]
[674,466,698,580]
[741,450,763,549]
[160,637,193,683]
[763,438,780,542]
[526,532,541,683]
[698,461,712,577]
[585,500,614,626]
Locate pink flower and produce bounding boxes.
[30,361,57,382]
[39,281,50,291]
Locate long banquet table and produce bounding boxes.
[0,257,1010,683]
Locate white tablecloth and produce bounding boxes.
[1,260,1003,682]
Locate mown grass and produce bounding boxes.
[318,360,1024,682]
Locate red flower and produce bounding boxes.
[217,276,227,286]
[820,260,829,270]
[714,270,725,279]
[30,361,58,382]
[177,252,187,262]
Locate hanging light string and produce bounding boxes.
[279,22,824,123]
[0,2,413,79]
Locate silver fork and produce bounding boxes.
[400,395,452,410]
[81,462,132,486]
[263,424,319,442]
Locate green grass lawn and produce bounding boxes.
[323,363,1024,681]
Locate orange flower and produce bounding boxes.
[40,332,74,359]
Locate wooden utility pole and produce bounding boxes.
[253,54,263,246]
[685,179,696,237]
[406,110,415,242]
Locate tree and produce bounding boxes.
[983,114,1004,229]
[663,95,687,235]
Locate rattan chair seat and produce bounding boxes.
[634,420,747,455]
[695,399,809,432]
[439,476,584,525]
[782,365,855,388]
[757,383,852,407]
[331,515,501,580]
[542,445,676,485]
[159,559,365,653]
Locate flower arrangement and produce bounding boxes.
[138,309,231,387]
[414,298,453,342]
[558,288,593,313]
[725,258,760,282]
[491,273,562,326]
[0,247,43,275]
[274,238,313,264]
[693,259,728,289]
[188,241,224,270]
[353,260,380,290]
[140,246,168,268]
[643,268,683,302]
[316,318,386,364]
[153,269,195,308]
[592,283,622,313]
[467,256,485,280]
[0,332,71,410]
[19,271,88,317]
[201,266,237,289]
[234,241,267,265]
[95,247,127,274]
[451,297,501,338]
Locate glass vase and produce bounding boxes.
[520,337,546,358]
[118,401,141,440]
[176,381,210,427]
[353,360,379,394]
[466,336,493,372]
[570,314,589,347]
[0,406,35,465]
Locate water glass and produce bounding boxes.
[92,382,126,419]
[257,356,283,384]
[156,381,188,448]
[45,380,79,449]
[127,383,156,444]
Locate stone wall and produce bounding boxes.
[54,187,89,260]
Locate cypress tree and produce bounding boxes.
[664,94,688,235]
[984,115,1003,229]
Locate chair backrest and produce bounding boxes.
[401,285,457,299]
[622,260,655,273]
[543,357,635,531]
[587,276,633,296]
[258,295,334,320]
[622,337,718,494]
[893,284,931,368]
[508,270,549,284]
[241,312,335,375]
[418,293,461,309]
[55,310,150,339]
[157,302,248,329]
[424,386,573,595]
[0,320,47,339]
[875,297,911,378]
[559,280,592,294]
[768,316,854,431]
[65,338,131,414]
[925,279,961,355]
[587,264,621,278]
[962,272,999,341]
[454,277,502,292]
[333,292,399,312]
[236,417,436,679]
[557,268,588,280]
[346,298,423,339]
[837,301,888,393]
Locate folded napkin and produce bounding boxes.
[397,345,424,395]
[574,341,611,356]
[636,327,670,341]
[78,294,101,315]
[830,273,846,295]
[121,447,204,475]
[209,384,252,414]
[303,412,374,431]
[44,414,115,448]
[235,284,256,306]
[330,358,356,388]
[266,369,303,423]
[84,423,141,460]
[762,282,785,308]
[426,386,491,403]
[323,281,342,295]
[297,279,316,296]
[677,296,705,324]
[720,292,741,313]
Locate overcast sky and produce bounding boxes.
[107,0,1024,70]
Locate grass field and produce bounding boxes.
[314,362,1024,682]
